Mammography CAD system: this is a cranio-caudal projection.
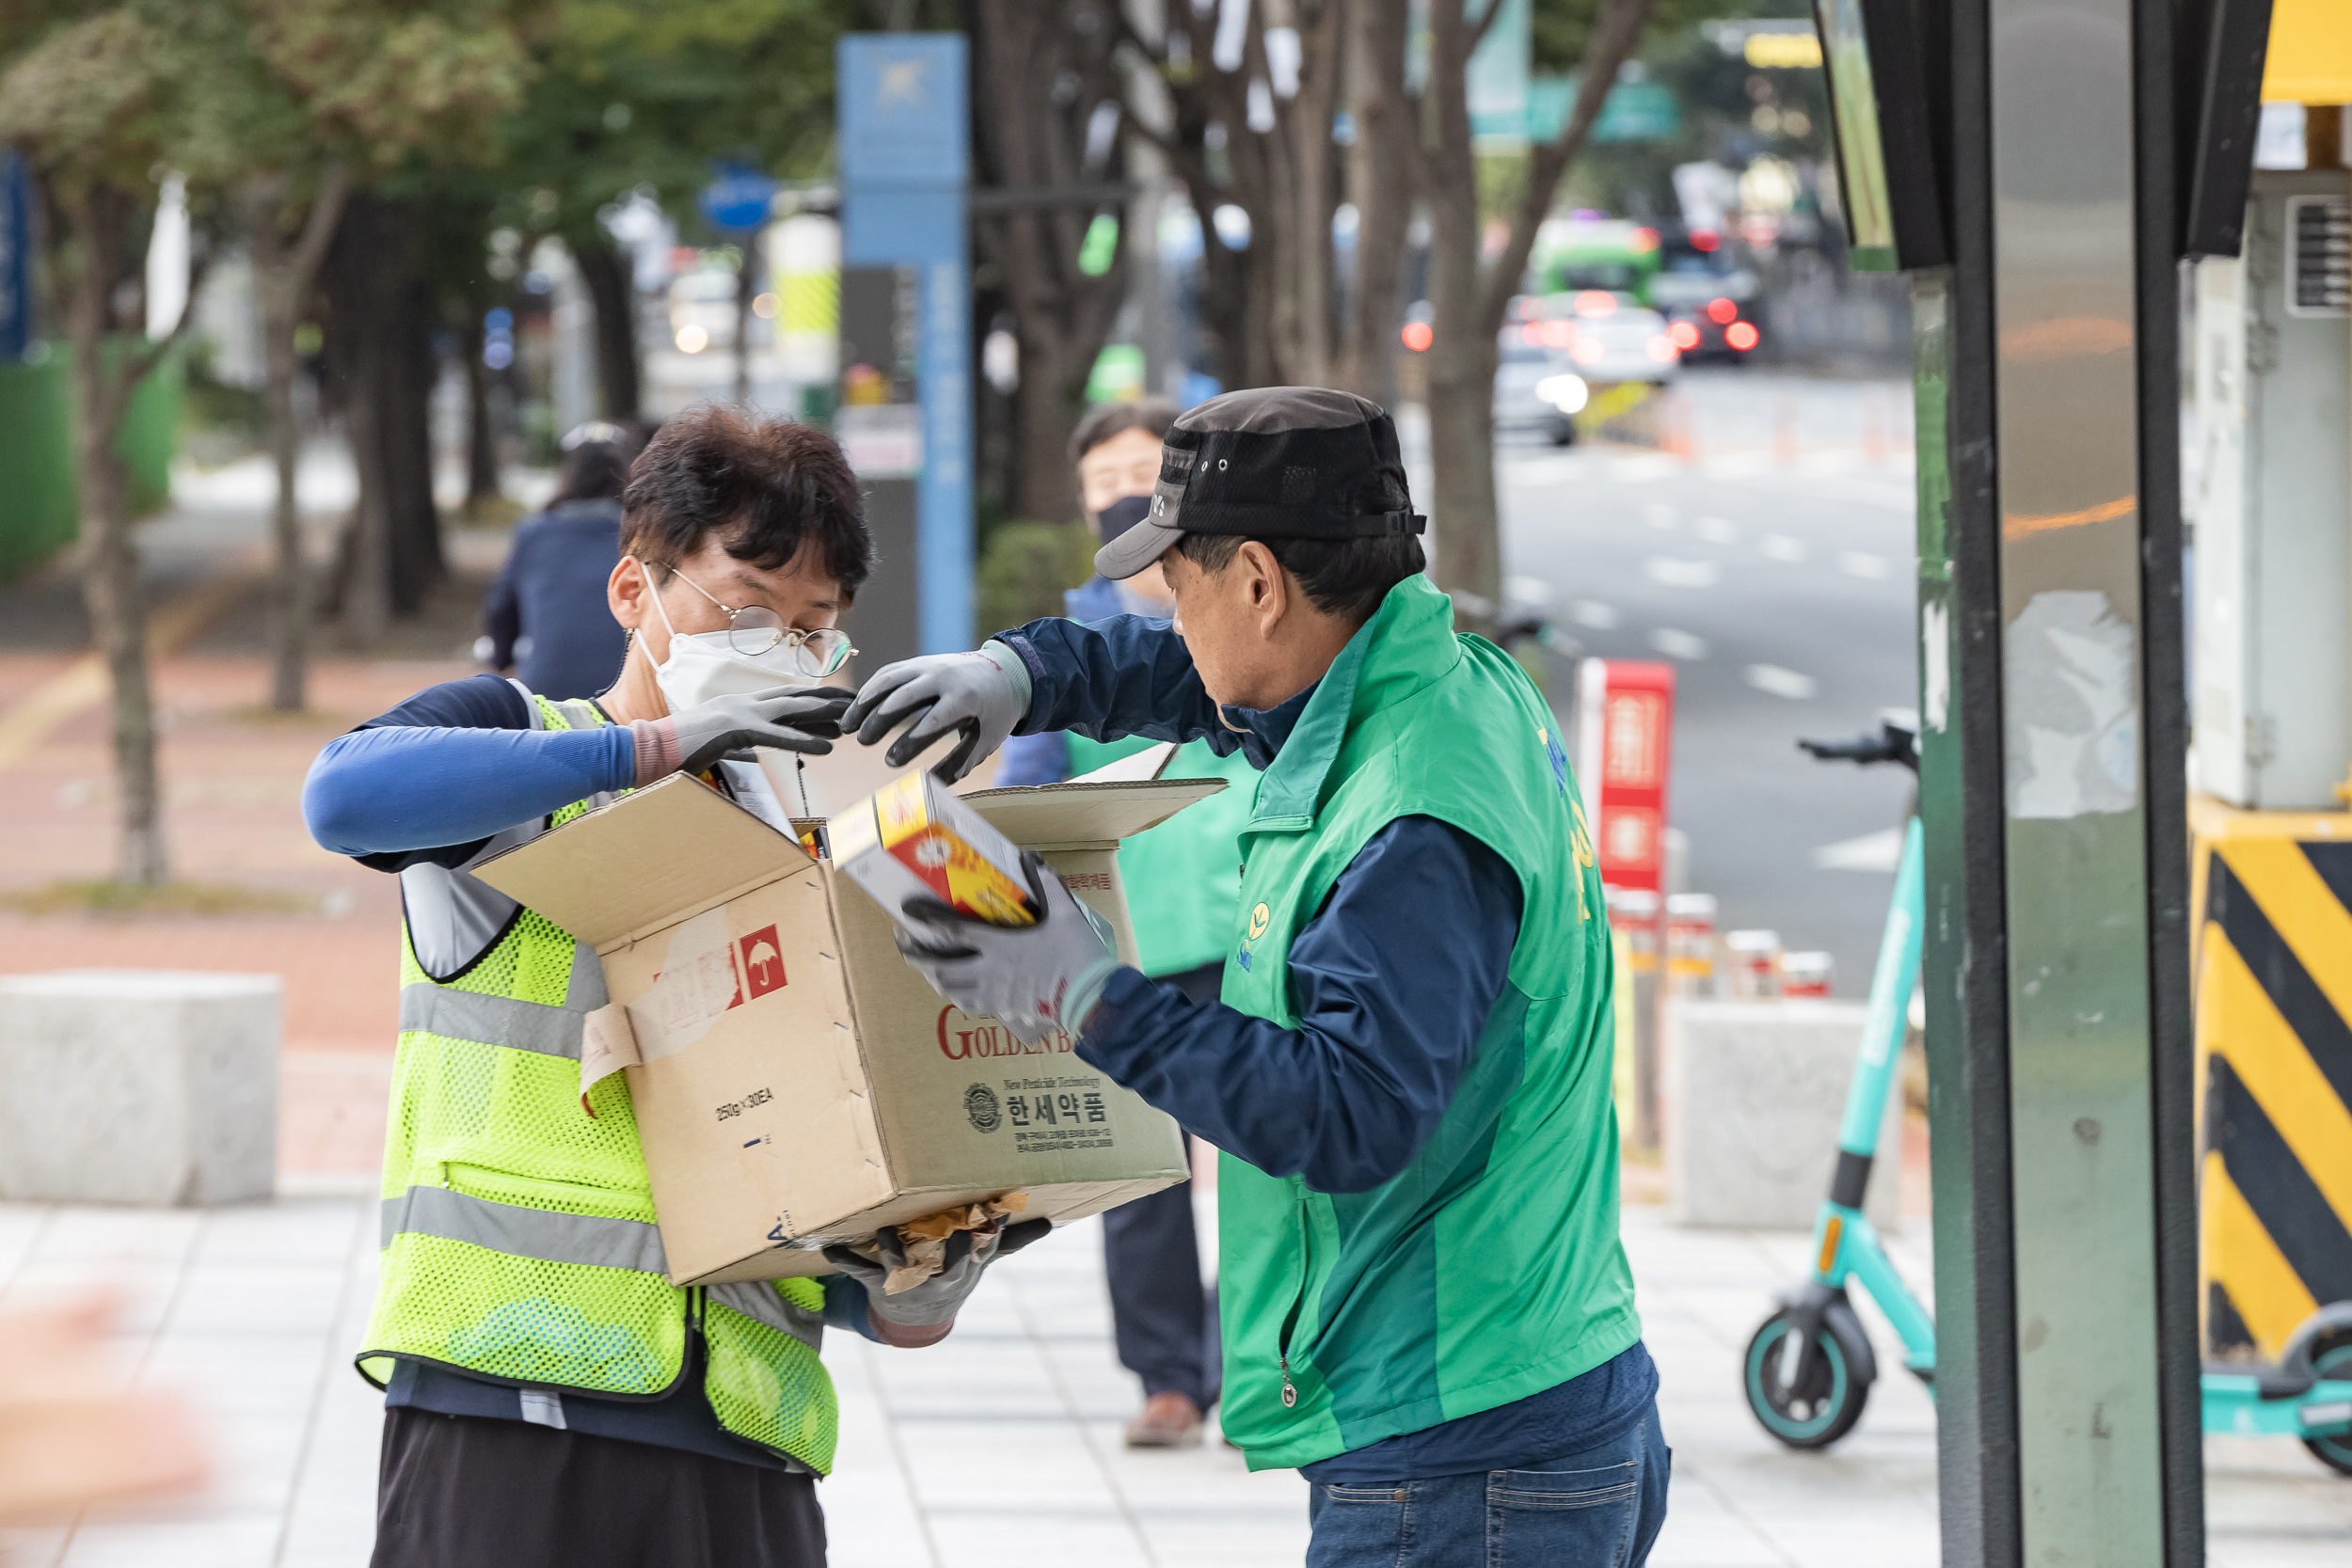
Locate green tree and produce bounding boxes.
[245,0,534,701]
[0,4,229,886]
[481,0,852,424]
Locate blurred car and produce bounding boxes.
[1525,290,1681,385]
[1647,230,1762,364]
[1493,326,1583,446]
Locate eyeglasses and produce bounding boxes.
[664,566,855,676]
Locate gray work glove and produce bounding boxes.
[842,641,1031,782]
[896,851,1123,1045]
[822,1217,1052,1327]
[670,686,855,775]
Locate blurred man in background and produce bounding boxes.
[478,421,642,699]
[995,399,1256,1449]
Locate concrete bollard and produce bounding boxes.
[0,970,280,1207]
[1665,999,1902,1232]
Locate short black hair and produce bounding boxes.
[1069,397,1179,467]
[1171,451,1420,624]
[548,439,632,506]
[1176,532,1427,625]
[620,404,873,594]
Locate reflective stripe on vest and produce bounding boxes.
[381,1186,670,1274]
[397,985,585,1059]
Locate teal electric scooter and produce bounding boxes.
[1740,720,2352,1475]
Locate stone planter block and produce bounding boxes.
[0,970,280,1206]
[1665,999,1902,1232]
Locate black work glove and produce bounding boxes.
[669,686,856,774]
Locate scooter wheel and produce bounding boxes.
[1744,1309,1870,1449]
[2302,1338,2352,1477]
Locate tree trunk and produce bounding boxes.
[61,184,166,886]
[1009,322,1083,521]
[968,0,1132,517]
[1338,0,1411,405]
[1421,4,1496,631]
[325,193,442,639]
[245,167,346,712]
[572,232,642,421]
[1419,0,1655,635]
[385,261,442,613]
[461,309,500,506]
[733,239,755,407]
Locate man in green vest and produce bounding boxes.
[846,387,1666,1566]
[995,398,1256,1449]
[303,405,1037,1568]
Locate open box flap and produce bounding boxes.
[955,775,1228,849]
[472,773,811,951]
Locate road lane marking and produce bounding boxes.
[1815,827,1905,872]
[1759,533,1808,562]
[1645,557,1722,588]
[1651,627,1709,660]
[0,563,262,771]
[1697,515,1739,543]
[1569,600,1621,629]
[1745,664,1819,700]
[1839,550,1893,579]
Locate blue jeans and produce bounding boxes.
[1304,1402,1670,1568]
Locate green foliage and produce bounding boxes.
[482,0,853,250]
[976,521,1096,640]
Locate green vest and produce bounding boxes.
[1066,734,1260,976]
[1214,577,1638,1470]
[358,690,839,1472]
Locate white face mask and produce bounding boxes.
[638,567,843,712]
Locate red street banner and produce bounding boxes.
[1574,658,1676,895]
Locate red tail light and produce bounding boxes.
[1692,230,1721,252]
[1669,321,1701,350]
[1706,297,1738,325]
[1402,320,1434,352]
[1725,321,1760,351]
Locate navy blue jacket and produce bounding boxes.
[482,499,628,699]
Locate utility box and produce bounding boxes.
[2190,169,2352,809]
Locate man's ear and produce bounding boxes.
[1238,541,1288,634]
[609,555,650,630]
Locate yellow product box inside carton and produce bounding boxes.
[471,759,1218,1286]
[829,771,1038,928]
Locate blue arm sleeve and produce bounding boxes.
[992,731,1072,787]
[822,1275,886,1344]
[303,723,637,857]
[997,615,1238,755]
[1075,816,1525,1194]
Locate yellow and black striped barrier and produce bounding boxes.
[2192,798,2352,1360]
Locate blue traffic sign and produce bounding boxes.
[698,163,778,232]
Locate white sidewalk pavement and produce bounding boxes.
[0,1195,2344,1567]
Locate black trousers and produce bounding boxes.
[372,1407,827,1568]
[1102,960,1224,1412]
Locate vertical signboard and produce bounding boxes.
[1575,658,1677,895]
[837,34,972,666]
[0,151,30,361]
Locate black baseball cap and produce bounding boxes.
[1094,386,1425,580]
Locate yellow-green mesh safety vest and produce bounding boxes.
[356,688,839,1472]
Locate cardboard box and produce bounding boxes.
[470,767,1218,1286]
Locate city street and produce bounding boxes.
[1492,370,1922,993]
